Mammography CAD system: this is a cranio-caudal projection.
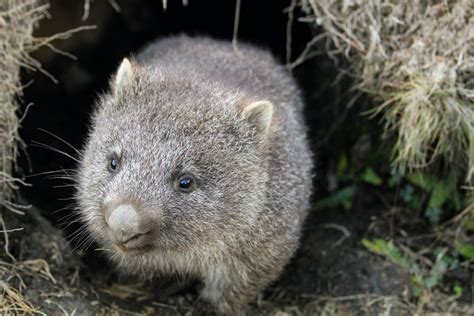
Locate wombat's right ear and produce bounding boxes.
[113,58,135,96]
[239,100,274,136]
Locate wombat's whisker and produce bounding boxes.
[25,169,75,178]
[59,214,80,224]
[82,236,97,252]
[57,196,78,201]
[48,175,75,181]
[30,141,79,163]
[53,184,77,189]
[94,248,114,253]
[64,225,85,241]
[59,221,80,232]
[53,203,78,214]
[37,128,81,155]
[73,233,94,252]
[59,219,84,232]
[57,210,79,222]
[65,227,91,251]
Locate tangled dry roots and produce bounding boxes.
[299,0,474,182]
[1,1,92,215]
[0,0,51,214]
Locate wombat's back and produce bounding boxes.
[137,35,303,111]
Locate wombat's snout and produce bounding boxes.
[104,202,150,245]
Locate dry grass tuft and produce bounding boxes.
[0,0,94,216]
[296,0,474,182]
[0,281,41,315]
[1,8,50,306]
[0,262,41,315]
[292,2,474,312]
[1,2,93,314]
[0,0,48,215]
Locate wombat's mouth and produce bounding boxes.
[115,232,153,253]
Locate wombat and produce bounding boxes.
[77,35,313,315]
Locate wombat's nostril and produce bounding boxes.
[105,203,142,244]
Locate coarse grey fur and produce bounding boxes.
[77,35,313,315]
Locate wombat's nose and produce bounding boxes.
[105,203,143,244]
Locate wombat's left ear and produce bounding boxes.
[113,58,136,95]
[239,100,274,135]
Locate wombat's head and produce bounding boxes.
[77,58,274,258]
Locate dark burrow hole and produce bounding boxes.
[15,0,378,305]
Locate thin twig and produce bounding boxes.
[285,0,297,66]
[232,0,242,56]
[0,214,16,262]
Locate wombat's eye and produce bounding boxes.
[110,159,118,170]
[176,175,196,193]
[108,154,120,172]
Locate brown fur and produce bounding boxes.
[77,35,313,315]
